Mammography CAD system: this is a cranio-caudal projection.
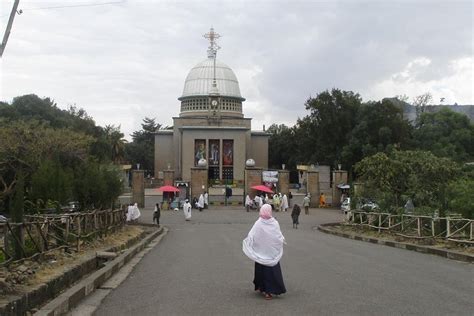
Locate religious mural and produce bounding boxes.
[223,139,233,166]
[209,140,220,166]
[194,139,206,166]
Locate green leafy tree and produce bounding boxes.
[125,117,161,175]
[294,89,362,166]
[267,124,297,169]
[413,108,474,162]
[355,150,460,214]
[447,178,474,219]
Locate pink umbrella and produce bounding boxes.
[251,185,274,194]
[157,185,180,193]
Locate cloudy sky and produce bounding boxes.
[0,0,472,139]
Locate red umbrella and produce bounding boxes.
[251,185,274,194]
[157,185,180,192]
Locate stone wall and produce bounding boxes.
[245,167,262,198]
[132,170,144,208]
[191,167,208,199]
[307,171,320,207]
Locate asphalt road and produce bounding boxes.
[94,206,473,316]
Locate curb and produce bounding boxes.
[34,226,166,315]
[318,223,474,264]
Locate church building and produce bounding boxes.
[154,28,269,188]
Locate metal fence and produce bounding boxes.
[0,208,126,266]
[344,211,474,244]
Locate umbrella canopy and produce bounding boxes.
[251,185,274,194]
[157,185,180,193]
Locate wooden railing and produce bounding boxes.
[344,210,474,244]
[0,208,126,266]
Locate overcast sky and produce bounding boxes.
[0,0,472,140]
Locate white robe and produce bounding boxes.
[282,194,289,211]
[183,202,192,220]
[130,203,141,221]
[242,217,285,267]
[197,194,205,208]
[245,195,252,206]
[204,193,209,206]
[126,205,133,221]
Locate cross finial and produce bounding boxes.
[203,27,221,59]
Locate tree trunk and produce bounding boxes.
[12,168,25,260]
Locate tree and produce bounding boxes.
[125,117,161,175]
[294,89,362,167]
[412,92,433,116]
[355,150,460,214]
[267,124,297,170]
[341,99,412,174]
[413,108,474,162]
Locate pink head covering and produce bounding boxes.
[259,204,272,219]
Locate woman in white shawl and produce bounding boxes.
[245,194,253,212]
[183,199,192,221]
[197,194,205,212]
[281,194,289,212]
[242,204,287,300]
[130,203,141,221]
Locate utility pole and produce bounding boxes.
[1,0,21,58]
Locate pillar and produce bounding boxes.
[332,170,348,207]
[278,170,290,196]
[191,167,208,199]
[163,169,175,186]
[245,167,262,198]
[307,170,320,208]
[132,170,145,208]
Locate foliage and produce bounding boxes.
[125,117,160,175]
[355,150,460,214]
[447,178,474,219]
[267,124,297,169]
[412,108,474,162]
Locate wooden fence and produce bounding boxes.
[344,211,474,244]
[0,208,126,266]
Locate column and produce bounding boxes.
[132,170,145,208]
[307,170,320,208]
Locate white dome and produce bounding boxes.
[179,58,244,100]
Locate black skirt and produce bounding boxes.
[253,262,287,295]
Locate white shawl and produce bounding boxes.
[130,203,141,221]
[198,194,205,208]
[282,194,289,209]
[245,195,252,206]
[183,202,192,219]
[242,217,285,267]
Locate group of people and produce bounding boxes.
[191,192,208,212]
[245,192,291,213]
[126,203,141,222]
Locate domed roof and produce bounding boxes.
[179,58,244,101]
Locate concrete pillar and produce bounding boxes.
[191,167,208,199]
[245,167,262,198]
[132,170,145,208]
[278,170,290,195]
[332,170,348,207]
[163,169,175,186]
[307,170,320,208]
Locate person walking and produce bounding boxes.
[242,204,287,300]
[183,199,192,221]
[204,192,209,209]
[291,204,301,229]
[303,194,310,215]
[319,193,326,208]
[153,203,161,226]
[197,193,205,212]
[282,194,289,212]
[245,194,253,212]
[273,194,280,212]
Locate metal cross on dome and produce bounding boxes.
[203,27,221,58]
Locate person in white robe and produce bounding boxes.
[242,204,287,299]
[197,193,205,212]
[282,194,289,212]
[245,194,253,212]
[130,203,141,221]
[204,192,209,209]
[183,199,192,221]
[126,204,133,222]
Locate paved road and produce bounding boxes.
[95,207,473,316]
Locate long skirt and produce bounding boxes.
[253,262,286,295]
[291,214,299,225]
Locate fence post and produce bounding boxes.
[417,217,421,237]
[471,222,473,241]
[431,219,435,237]
[401,215,404,232]
[446,218,450,238]
[76,217,81,251]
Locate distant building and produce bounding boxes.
[154,28,269,185]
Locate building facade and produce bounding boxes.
[154,28,269,185]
